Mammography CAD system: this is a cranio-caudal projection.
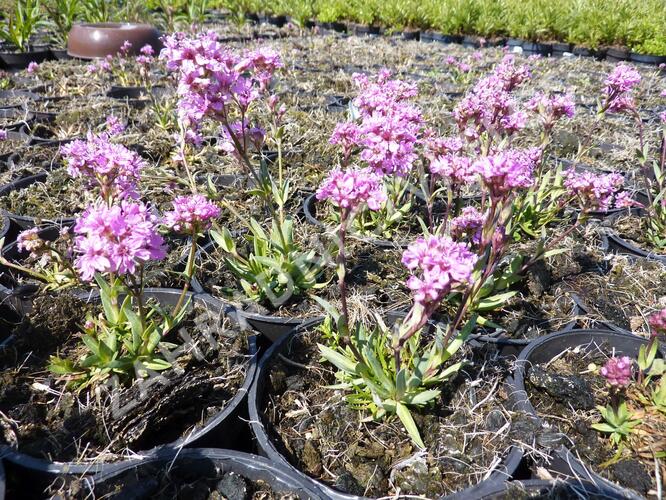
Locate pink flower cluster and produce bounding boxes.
[164,194,221,234]
[450,206,486,245]
[17,227,44,258]
[648,309,666,336]
[527,93,575,127]
[330,71,423,177]
[402,235,478,306]
[454,55,530,140]
[0,129,7,141]
[600,356,633,387]
[136,44,154,66]
[87,55,112,74]
[474,148,539,199]
[160,31,282,143]
[603,64,641,113]
[27,61,38,74]
[425,136,475,184]
[61,133,145,199]
[563,170,625,212]
[74,201,165,281]
[105,115,126,136]
[445,56,471,73]
[316,166,387,212]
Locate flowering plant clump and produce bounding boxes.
[450,206,485,245]
[105,115,126,136]
[61,133,145,201]
[527,93,575,136]
[590,309,665,449]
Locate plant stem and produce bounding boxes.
[173,231,198,318]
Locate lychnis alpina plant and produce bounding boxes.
[599,65,666,250]
[315,163,482,448]
[162,32,328,309]
[2,134,222,389]
[590,310,665,454]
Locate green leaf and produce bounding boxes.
[396,401,425,449]
[211,227,237,254]
[407,389,440,406]
[142,358,172,371]
[475,291,517,311]
[318,344,358,374]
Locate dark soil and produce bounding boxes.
[526,346,664,496]
[262,324,519,497]
[73,463,299,500]
[0,291,250,463]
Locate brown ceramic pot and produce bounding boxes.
[67,23,162,59]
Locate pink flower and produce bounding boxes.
[61,133,145,200]
[603,65,641,113]
[425,136,475,184]
[648,309,666,336]
[316,166,387,212]
[0,129,7,141]
[402,235,478,306]
[474,149,538,198]
[330,122,361,159]
[163,194,221,234]
[160,32,281,139]
[600,356,633,387]
[528,93,575,127]
[74,201,165,281]
[450,207,485,245]
[26,61,38,74]
[660,111,666,124]
[17,228,43,257]
[105,115,126,136]
[605,65,641,94]
[119,40,133,55]
[563,170,624,212]
[140,44,155,56]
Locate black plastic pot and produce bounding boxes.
[399,29,420,41]
[420,32,462,44]
[0,172,77,229]
[0,106,29,131]
[571,45,597,58]
[249,321,524,500]
[303,193,409,249]
[462,35,483,48]
[506,38,524,50]
[84,448,323,499]
[1,289,259,495]
[551,42,572,56]
[325,94,351,112]
[106,85,149,100]
[316,21,347,33]
[349,23,381,36]
[509,329,655,499]
[605,47,630,62]
[569,292,633,336]
[629,52,666,66]
[0,89,41,104]
[0,48,52,70]
[475,478,617,499]
[601,208,666,264]
[264,14,288,27]
[521,41,553,56]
